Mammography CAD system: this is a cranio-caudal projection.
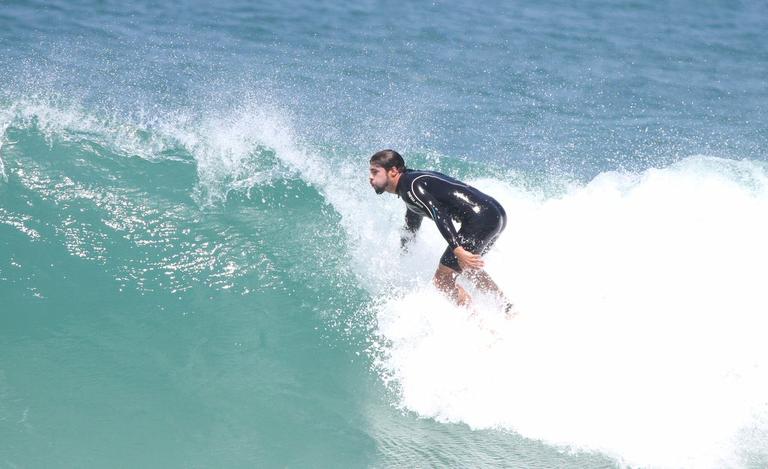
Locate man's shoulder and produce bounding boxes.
[403,169,451,182]
[405,169,464,187]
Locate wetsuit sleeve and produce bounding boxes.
[404,209,423,232]
[411,179,461,250]
[400,209,423,250]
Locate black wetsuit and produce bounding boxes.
[396,169,507,272]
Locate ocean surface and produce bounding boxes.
[2,0,768,467]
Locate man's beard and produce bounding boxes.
[371,180,386,194]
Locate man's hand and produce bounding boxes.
[453,246,484,270]
[400,236,411,252]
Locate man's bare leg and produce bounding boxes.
[463,269,502,296]
[464,269,515,317]
[433,264,471,306]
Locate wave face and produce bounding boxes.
[2,0,768,467]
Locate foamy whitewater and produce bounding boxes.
[366,158,768,468]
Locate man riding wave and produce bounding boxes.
[369,149,512,311]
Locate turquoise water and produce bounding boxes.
[2,1,768,467]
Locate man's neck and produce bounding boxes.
[389,171,403,193]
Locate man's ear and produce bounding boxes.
[387,167,400,178]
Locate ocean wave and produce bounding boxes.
[4,94,767,467]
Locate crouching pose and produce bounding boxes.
[368,149,512,310]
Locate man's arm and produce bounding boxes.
[410,178,483,269]
[410,180,461,251]
[400,209,423,251]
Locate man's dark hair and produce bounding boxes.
[370,149,406,172]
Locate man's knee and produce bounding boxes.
[433,264,471,305]
[464,268,487,282]
[435,263,458,277]
[433,264,458,289]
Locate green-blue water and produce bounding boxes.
[2,1,767,467]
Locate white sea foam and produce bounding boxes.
[366,156,768,468]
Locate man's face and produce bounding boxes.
[369,164,393,194]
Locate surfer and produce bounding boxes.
[369,149,513,311]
